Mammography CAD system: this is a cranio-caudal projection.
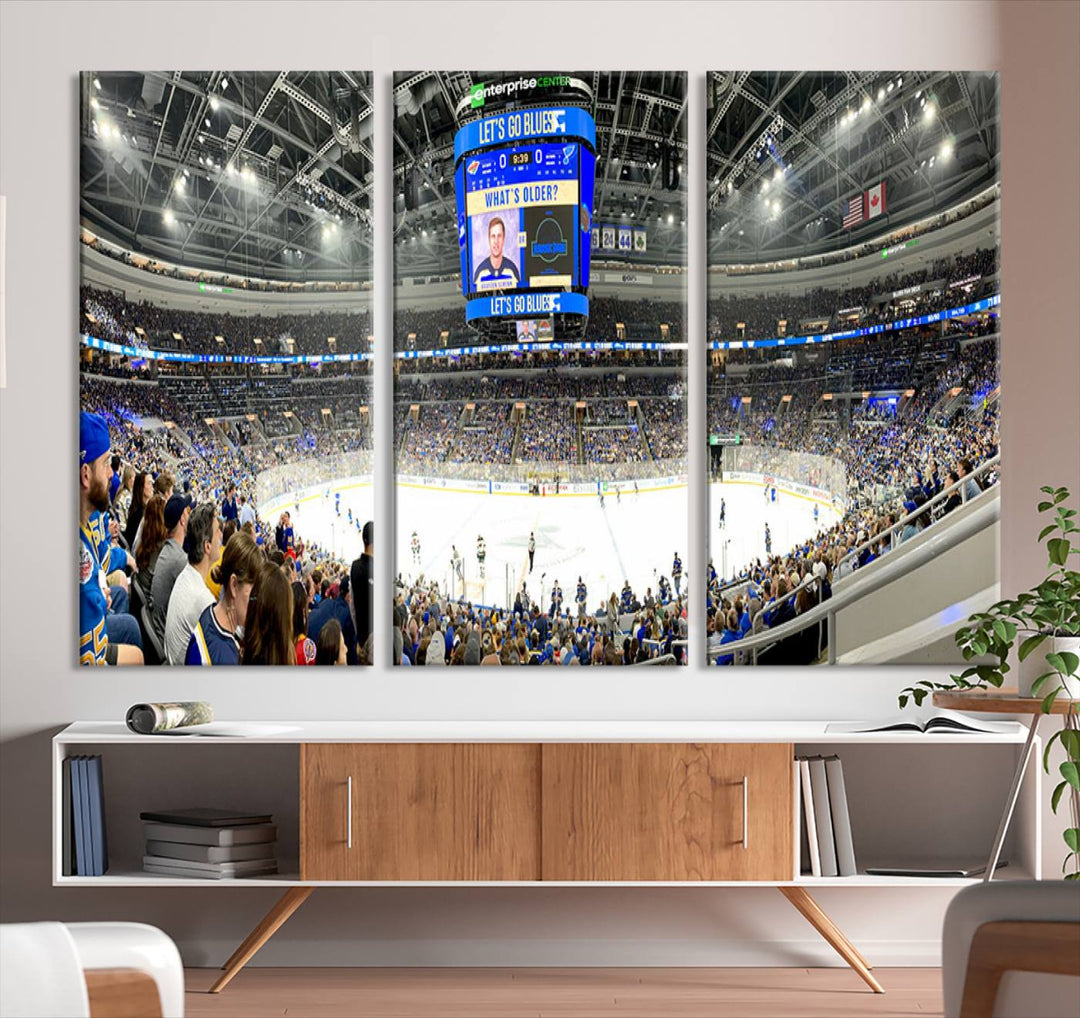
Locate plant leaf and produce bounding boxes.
[1062,761,1080,791]
[1052,780,1067,812]
[1065,828,1080,853]
[1039,501,1054,512]
[1042,689,1060,713]
[1038,524,1058,542]
[1019,633,1050,661]
[1048,538,1070,566]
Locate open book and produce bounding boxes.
[826,709,1018,735]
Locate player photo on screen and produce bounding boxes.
[470,212,522,291]
[705,71,1000,667]
[79,71,374,668]
[395,71,688,667]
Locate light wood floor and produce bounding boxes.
[184,967,944,1017]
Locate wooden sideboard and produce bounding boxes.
[53,721,1040,996]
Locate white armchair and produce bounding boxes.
[0,922,183,1018]
[942,881,1080,1018]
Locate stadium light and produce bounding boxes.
[887,82,894,93]
[923,103,935,123]
[90,97,100,111]
[93,77,101,91]
[204,117,211,128]
[861,97,871,113]
[877,87,885,102]
[771,200,779,213]
[940,138,954,160]
[163,209,175,225]
[773,167,782,182]
[209,96,221,112]
[221,77,229,91]
[667,213,674,224]
[226,163,236,176]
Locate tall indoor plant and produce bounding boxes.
[899,486,1080,878]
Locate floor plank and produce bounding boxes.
[184,968,944,1018]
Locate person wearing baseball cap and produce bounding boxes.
[79,412,143,665]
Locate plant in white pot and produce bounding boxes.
[899,485,1080,878]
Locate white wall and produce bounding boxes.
[1,0,1077,969]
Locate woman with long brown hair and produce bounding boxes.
[123,470,152,549]
[185,531,264,666]
[132,495,168,611]
[241,562,295,665]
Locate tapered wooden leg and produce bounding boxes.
[209,887,315,993]
[778,886,884,994]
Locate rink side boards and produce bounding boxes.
[395,475,689,497]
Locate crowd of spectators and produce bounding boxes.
[394,575,687,667]
[708,247,998,344]
[81,285,372,356]
[706,328,1001,664]
[78,405,376,668]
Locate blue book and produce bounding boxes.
[62,757,74,876]
[73,757,91,876]
[87,756,107,876]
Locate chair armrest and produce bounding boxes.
[960,920,1080,1018]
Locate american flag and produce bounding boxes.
[842,193,864,229]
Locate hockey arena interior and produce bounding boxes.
[78,71,375,667]
[704,72,1000,666]
[393,72,689,666]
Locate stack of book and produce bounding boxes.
[140,808,278,879]
[62,755,108,876]
[796,755,856,878]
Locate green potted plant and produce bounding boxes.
[899,486,1080,878]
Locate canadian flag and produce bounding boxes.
[865,181,886,220]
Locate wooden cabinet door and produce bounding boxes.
[300,744,541,880]
[542,743,794,881]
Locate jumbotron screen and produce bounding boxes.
[454,106,596,327]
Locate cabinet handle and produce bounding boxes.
[742,776,748,850]
[346,775,353,850]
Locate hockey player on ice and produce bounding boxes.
[477,534,486,578]
[411,531,421,566]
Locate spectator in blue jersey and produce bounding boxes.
[79,412,143,666]
[472,217,520,289]
[186,531,263,666]
[221,483,239,524]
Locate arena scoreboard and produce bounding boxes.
[454,105,596,336]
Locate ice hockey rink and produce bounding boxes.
[261,476,375,566]
[260,474,839,608]
[709,479,842,583]
[395,481,689,611]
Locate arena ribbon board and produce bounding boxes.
[79,70,374,668]
[705,70,1001,668]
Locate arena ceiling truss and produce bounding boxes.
[80,71,373,282]
[392,71,688,277]
[706,71,1000,263]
